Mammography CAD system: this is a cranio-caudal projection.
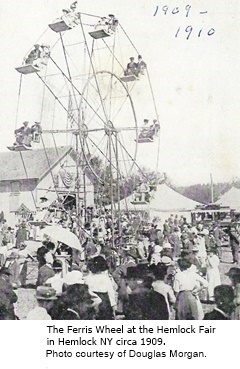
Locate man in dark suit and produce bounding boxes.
[204,285,234,320]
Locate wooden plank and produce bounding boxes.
[7,145,32,152]
[15,65,41,75]
[89,29,111,39]
[48,21,71,33]
[120,74,138,83]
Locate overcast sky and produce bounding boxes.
[0,0,239,186]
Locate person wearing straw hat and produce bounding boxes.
[26,286,57,320]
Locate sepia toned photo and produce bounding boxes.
[0,0,239,321]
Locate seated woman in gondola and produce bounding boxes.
[31,122,42,143]
[24,44,41,67]
[136,55,147,75]
[150,119,160,135]
[54,1,80,28]
[95,17,109,31]
[107,14,118,34]
[124,57,138,77]
[24,44,50,69]
[14,121,33,147]
[40,44,50,66]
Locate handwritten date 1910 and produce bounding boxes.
[175,26,215,40]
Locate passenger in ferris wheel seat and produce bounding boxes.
[31,122,42,143]
[107,14,118,33]
[40,44,50,65]
[95,17,108,30]
[62,1,80,27]
[24,44,50,69]
[139,119,150,139]
[24,44,41,66]
[14,121,32,147]
[136,55,147,75]
[150,119,160,135]
[124,57,139,77]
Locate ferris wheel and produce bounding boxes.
[11,2,161,193]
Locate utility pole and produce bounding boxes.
[210,173,214,203]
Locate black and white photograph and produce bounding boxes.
[0,0,240,324]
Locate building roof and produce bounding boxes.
[0,146,72,181]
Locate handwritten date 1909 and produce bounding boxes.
[175,26,215,40]
[153,5,208,18]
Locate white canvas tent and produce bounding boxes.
[109,184,201,221]
[148,184,201,212]
[215,187,240,210]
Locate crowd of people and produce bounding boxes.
[0,209,240,320]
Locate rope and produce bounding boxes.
[119,23,139,55]
[78,12,102,19]
[40,135,60,202]
[39,61,48,123]
[59,33,79,118]
[15,75,23,129]
[19,152,37,211]
[146,68,161,173]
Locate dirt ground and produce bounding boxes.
[14,246,236,320]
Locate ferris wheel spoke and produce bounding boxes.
[86,135,118,172]
[79,71,138,180]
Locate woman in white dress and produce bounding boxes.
[173,258,208,319]
[205,248,221,301]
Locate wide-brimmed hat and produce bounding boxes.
[64,271,85,285]
[163,243,172,249]
[36,286,57,300]
[154,245,163,253]
[161,256,172,265]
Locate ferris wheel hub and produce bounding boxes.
[105,120,116,135]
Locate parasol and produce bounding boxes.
[43,226,82,252]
